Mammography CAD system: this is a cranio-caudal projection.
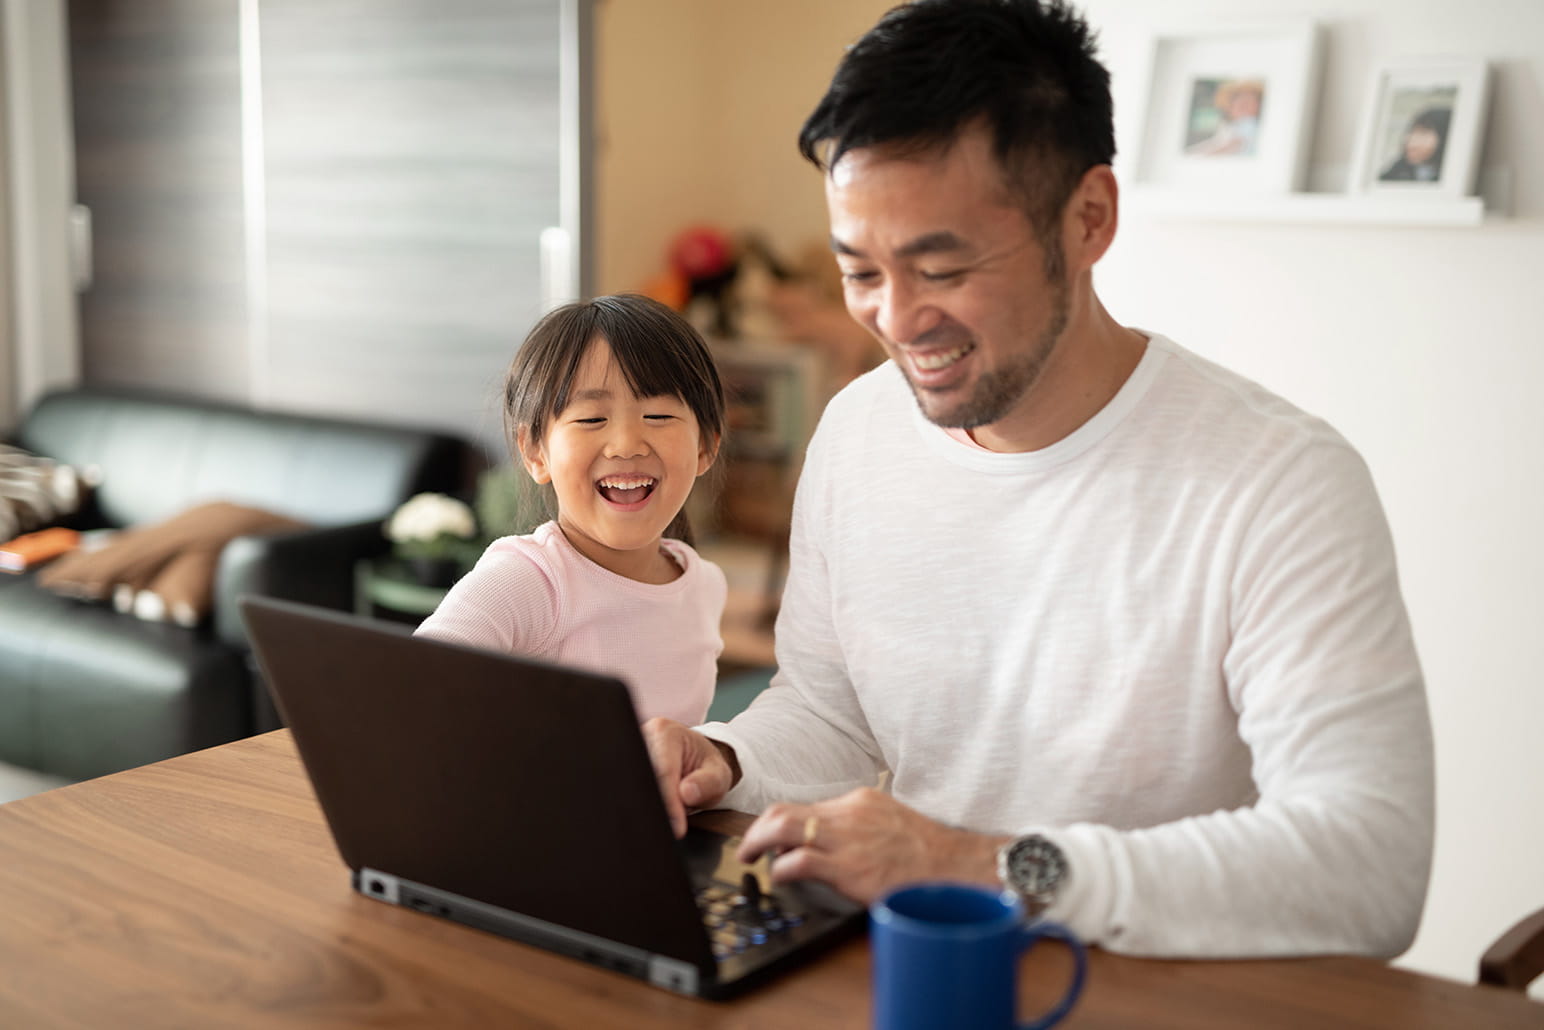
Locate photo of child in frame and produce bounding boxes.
[1377,86,1458,183]
[1183,77,1266,157]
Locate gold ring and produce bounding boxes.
[802,814,819,848]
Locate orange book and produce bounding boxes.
[0,527,81,573]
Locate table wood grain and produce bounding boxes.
[0,732,1537,1028]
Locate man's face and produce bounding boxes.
[826,125,1070,436]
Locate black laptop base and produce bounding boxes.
[354,825,865,1000]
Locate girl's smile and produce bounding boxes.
[596,474,657,509]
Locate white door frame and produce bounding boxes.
[0,0,80,427]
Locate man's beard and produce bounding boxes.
[909,262,1071,431]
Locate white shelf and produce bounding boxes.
[1124,187,1487,227]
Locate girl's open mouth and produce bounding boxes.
[596,475,657,506]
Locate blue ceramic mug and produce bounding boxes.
[870,882,1087,1030]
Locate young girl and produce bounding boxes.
[416,294,728,725]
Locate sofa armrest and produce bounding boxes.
[213,519,390,650]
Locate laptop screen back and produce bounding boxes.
[241,596,713,970]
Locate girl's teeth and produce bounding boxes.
[597,476,656,505]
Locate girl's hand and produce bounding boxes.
[641,718,737,838]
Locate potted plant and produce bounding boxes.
[384,492,478,588]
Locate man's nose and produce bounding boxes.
[873,280,938,345]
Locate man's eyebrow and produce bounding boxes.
[829,231,969,259]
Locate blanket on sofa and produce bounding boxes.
[38,501,307,627]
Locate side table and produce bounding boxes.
[354,555,452,626]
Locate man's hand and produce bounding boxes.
[736,787,1011,905]
[641,717,736,838]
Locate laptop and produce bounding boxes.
[240,595,865,999]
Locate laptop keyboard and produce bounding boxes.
[696,874,807,960]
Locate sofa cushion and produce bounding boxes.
[0,574,249,780]
[16,388,468,530]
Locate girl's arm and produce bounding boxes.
[414,549,560,657]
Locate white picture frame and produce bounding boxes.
[1349,59,1490,199]
[1129,20,1322,195]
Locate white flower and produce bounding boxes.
[386,493,476,545]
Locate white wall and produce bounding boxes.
[599,0,1544,992]
[595,0,891,293]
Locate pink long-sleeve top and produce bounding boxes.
[415,520,726,725]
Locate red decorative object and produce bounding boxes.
[667,225,740,336]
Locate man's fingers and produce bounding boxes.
[737,803,811,864]
[768,845,858,898]
[680,751,731,810]
[641,718,689,838]
[680,772,707,808]
[661,772,687,839]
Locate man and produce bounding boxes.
[645,0,1433,958]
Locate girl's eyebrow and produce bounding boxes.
[570,388,613,402]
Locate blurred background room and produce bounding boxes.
[1,0,1540,999]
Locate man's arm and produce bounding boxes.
[692,407,887,814]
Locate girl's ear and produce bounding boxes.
[696,431,721,477]
[516,426,552,484]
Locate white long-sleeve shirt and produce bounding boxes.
[417,521,726,725]
[699,333,1433,958]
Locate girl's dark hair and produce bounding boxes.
[798,0,1114,248]
[503,293,726,545]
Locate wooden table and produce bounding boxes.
[0,732,1537,1028]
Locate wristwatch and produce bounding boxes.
[996,833,1069,917]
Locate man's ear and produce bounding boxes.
[1061,164,1119,273]
[696,431,721,477]
[516,426,552,484]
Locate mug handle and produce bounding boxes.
[1016,920,1088,1030]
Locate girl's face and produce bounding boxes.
[519,338,716,583]
[1404,125,1440,166]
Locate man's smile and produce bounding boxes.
[911,340,977,373]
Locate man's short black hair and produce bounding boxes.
[799,0,1115,241]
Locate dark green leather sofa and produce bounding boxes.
[0,386,473,782]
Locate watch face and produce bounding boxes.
[1007,835,1066,896]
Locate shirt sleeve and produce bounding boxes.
[700,420,886,811]
[1039,440,1434,958]
[414,546,560,657]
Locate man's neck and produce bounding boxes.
[967,294,1146,454]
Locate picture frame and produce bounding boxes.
[1348,59,1490,199]
[1129,20,1322,195]
[710,338,827,463]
